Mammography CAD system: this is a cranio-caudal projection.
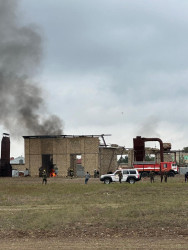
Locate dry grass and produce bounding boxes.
[0,175,187,248]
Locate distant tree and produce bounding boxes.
[118,156,128,164]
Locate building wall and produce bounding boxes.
[11,164,25,171]
[99,148,118,174]
[179,167,188,174]
[24,137,100,177]
[98,147,131,174]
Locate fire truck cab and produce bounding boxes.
[160,162,178,175]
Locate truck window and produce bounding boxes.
[164,163,167,168]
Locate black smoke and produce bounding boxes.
[0,0,63,136]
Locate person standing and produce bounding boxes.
[96,170,99,178]
[149,172,155,183]
[164,171,168,183]
[70,169,74,179]
[160,171,164,183]
[94,169,97,178]
[185,172,188,182]
[42,170,47,185]
[85,172,90,184]
[118,171,123,183]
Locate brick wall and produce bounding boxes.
[24,137,100,177]
[99,148,118,174]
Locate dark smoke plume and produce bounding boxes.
[0,0,63,136]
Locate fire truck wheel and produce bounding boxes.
[128,178,135,184]
[168,171,175,177]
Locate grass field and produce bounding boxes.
[0,175,187,249]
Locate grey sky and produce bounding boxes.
[1,0,188,155]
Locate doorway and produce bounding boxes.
[40,154,54,177]
[68,154,84,177]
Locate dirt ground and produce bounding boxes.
[0,237,188,249]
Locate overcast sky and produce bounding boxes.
[1,0,188,156]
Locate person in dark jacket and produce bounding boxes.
[85,172,90,184]
[160,171,164,183]
[149,171,155,183]
[94,169,97,178]
[164,171,168,183]
[185,172,188,182]
[118,171,123,183]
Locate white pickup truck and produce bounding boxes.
[100,169,141,184]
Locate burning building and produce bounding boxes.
[23,135,100,177]
[23,134,128,177]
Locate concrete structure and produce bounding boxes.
[10,156,25,164]
[23,135,130,177]
[24,135,100,177]
[179,167,188,175]
[11,156,26,173]
[99,146,130,174]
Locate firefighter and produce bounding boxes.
[160,171,164,183]
[185,172,188,182]
[149,171,155,183]
[164,171,168,183]
[70,169,74,179]
[94,169,97,178]
[96,170,99,178]
[118,171,123,183]
[42,170,47,185]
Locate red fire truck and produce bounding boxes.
[133,161,179,177]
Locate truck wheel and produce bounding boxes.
[128,178,135,184]
[168,171,175,177]
[104,178,111,184]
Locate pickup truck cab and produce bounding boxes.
[100,169,140,184]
